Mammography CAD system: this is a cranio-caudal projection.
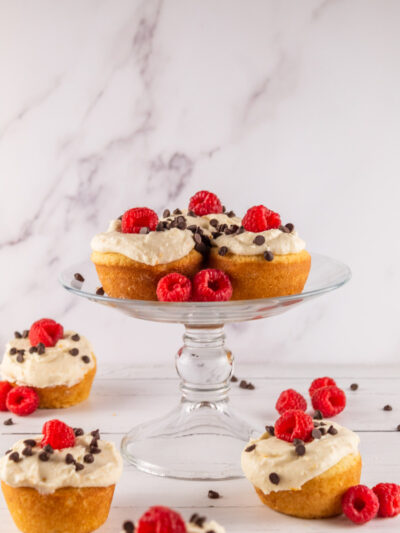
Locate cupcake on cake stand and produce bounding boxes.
[60,253,350,480]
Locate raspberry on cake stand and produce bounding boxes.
[60,253,350,480]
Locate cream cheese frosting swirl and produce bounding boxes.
[214,228,305,256]
[1,331,95,388]
[0,433,122,495]
[241,421,359,494]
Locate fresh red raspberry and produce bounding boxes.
[275,389,307,415]
[192,269,233,302]
[6,386,39,416]
[41,419,76,450]
[156,273,192,302]
[309,376,337,398]
[136,506,186,533]
[274,409,314,443]
[311,385,346,417]
[242,205,281,233]
[188,190,223,216]
[121,207,158,233]
[342,485,379,524]
[373,483,400,517]
[29,318,64,348]
[0,381,12,411]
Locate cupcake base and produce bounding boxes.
[91,249,203,300]
[1,481,115,533]
[254,453,362,519]
[9,356,96,409]
[209,248,311,299]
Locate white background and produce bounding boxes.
[0,0,399,366]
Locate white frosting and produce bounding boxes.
[0,433,122,495]
[91,221,195,266]
[162,210,242,237]
[1,332,95,388]
[241,421,360,494]
[214,228,305,256]
[186,519,226,532]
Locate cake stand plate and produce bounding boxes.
[60,253,351,480]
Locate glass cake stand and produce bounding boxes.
[59,253,351,480]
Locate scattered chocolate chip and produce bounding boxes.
[75,462,84,471]
[14,331,22,339]
[295,444,306,456]
[263,251,274,261]
[384,405,393,411]
[218,246,228,256]
[208,489,220,499]
[265,425,275,436]
[285,223,294,232]
[9,347,17,355]
[69,348,79,356]
[123,521,135,533]
[74,273,85,282]
[39,452,49,461]
[231,375,238,382]
[9,452,20,462]
[350,383,359,391]
[279,225,290,233]
[84,453,94,464]
[245,444,256,452]
[313,410,323,420]
[163,209,170,218]
[23,439,37,447]
[269,472,280,485]
[81,356,90,364]
[65,454,75,465]
[253,235,265,245]
[246,382,255,390]
[96,287,105,296]
[73,428,84,437]
[22,446,34,457]
[16,353,25,363]
[37,343,45,355]
[71,334,80,342]
[29,346,37,353]
[4,418,14,426]
[327,425,338,435]
[43,445,54,454]
[397,425,400,431]
[312,428,322,439]
[239,379,255,390]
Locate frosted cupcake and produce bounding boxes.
[1,319,96,408]
[0,420,122,533]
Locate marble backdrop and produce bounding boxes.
[0,0,399,366]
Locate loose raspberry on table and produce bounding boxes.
[309,376,337,398]
[121,207,158,233]
[41,419,76,450]
[188,190,223,216]
[242,205,281,233]
[0,381,12,411]
[29,318,64,348]
[274,409,314,443]
[136,506,186,533]
[373,483,400,517]
[6,386,39,416]
[275,389,307,415]
[311,385,346,417]
[156,273,192,302]
[192,269,233,302]
[342,485,379,524]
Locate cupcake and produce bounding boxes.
[91,207,203,300]
[209,204,311,299]
[1,319,96,409]
[241,412,361,519]
[0,420,122,533]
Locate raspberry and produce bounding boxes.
[342,485,379,524]
[242,205,281,233]
[136,506,186,533]
[6,386,39,416]
[192,269,233,302]
[29,318,64,348]
[274,409,314,443]
[188,190,223,216]
[373,483,400,517]
[309,376,337,398]
[0,382,12,411]
[121,207,158,233]
[156,273,192,302]
[41,419,76,450]
[311,385,346,417]
[275,389,307,415]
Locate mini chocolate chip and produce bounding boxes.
[246,382,255,390]
[319,427,326,436]
[163,209,170,218]
[312,428,322,439]
[269,472,280,485]
[14,331,22,339]
[17,349,25,355]
[96,287,105,295]
[123,521,135,533]
[227,210,236,217]
[37,343,45,355]
[9,347,17,355]
[75,462,84,471]
[74,273,85,282]
[218,223,227,232]
[187,210,196,217]
[295,444,306,456]
[293,438,304,446]
[90,445,102,454]
[253,235,265,245]
[74,428,84,436]
[65,453,75,465]
[187,224,197,232]
[222,205,226,212]
[29,346,37,353]
[210,218,219,228]
[91,429,100,439]
[84,453,94,464]
[22,330,29,338]
[23,439,37,447]
[16,354,25,363]
[44,445,54,454]
[81,355,90,364]
[245,444,256,452]
[39,452,49,461]
[212,231,222,239]
[194,242,207,254]
[173,208,182,215]
[4,418,14,426]
[350,383,359,391]
[189,513,199,523]
[231,375,238,382]
[218,246,228,256]
[69,348,79,356]
[71,334,80,342]
[5,450,11,455]
[208,489,220,499]
[279,225,290,233]
[384,405,393,411]
[195,516,206,528]
[265,425,275,436]
[22,446,34,457]
[263,251,274,261]
[9,452,20,462]
[327,425,338,435]
[313,410,323,420]
[285,223,294,232]
[397,424,400,431]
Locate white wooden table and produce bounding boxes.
[1,363,399,532]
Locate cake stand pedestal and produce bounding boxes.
[60,253,351,480]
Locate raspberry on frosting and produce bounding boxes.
[192,269,233,302]
[188,190,223,216]
[121,207,158,233]
[342,485,379,524]
[136,505,186,533]
[41,420,76,450]
[274,409,314,443]
[275,389,307,415]
[242,205,281,233]
[156,273,192,302]
[311,385,346,417]
[29,318,64,348]
[6,386,39,416]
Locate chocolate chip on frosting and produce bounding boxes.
[173,208,182,215]
[16,353,25,363]
[9,348,17,355]
[65,453,75,465]
[265,425,275,436]
[14,331,22,339]
[22,330,29,338]
[313,410,323,420]
[285,223,294,232]
[71,334,80,342]
[81,356,90,364]
[4,418,14,426]
[39,452,49,462]
[75,462,84,471]
[227,210,236,218]
[22,446,34,457]
[29,346,38,353]
[91,429,100,439]
[210,218,219,228]
[69,348,79,356]
[279,225,290,233]
[73,428,84,437]
[218,246,228,256]
[74,273,85,282]
[263,251,274,261]
[84,453,94,464]
[43,445,54,454]
[253,235,265,245]
[245,444,256,452]
[37,343,45,355]
[312,428,322,440]
[23,439,37,447]
[163,209,170,218]
[269,472,280,485]
[327,425,338,435]
[9,452,21,463]
[295,443,306,456]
